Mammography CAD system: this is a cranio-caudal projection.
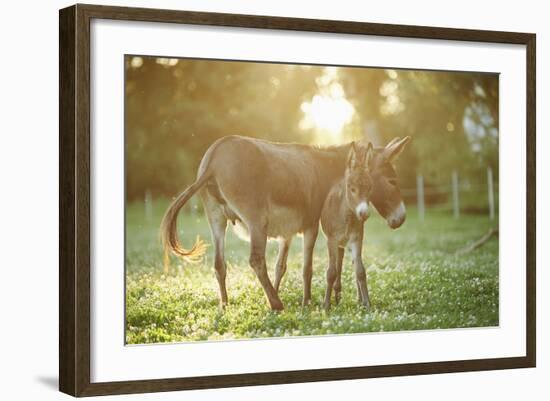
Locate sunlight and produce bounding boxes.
[301,94,354,135]
[300,68,355,143]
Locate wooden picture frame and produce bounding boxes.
[59,3,536,397]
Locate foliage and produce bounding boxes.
[125,57,499,203]
[125,58,322,199]
[126,200,498,344]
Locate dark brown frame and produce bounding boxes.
[59,3,536,397]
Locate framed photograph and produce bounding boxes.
[59,4,536,397]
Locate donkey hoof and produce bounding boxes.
[270,299,284,311]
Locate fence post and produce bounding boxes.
[487,166,495,220]
[452,170,460,219]
[145,189,153,222]
[416,174,425,222]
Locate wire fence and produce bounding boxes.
[403,166,497,222]
[142,166,498,222]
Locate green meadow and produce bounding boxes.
[126,199,498,344]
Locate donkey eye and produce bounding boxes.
[350,187,357,194]
[387,178,397,185]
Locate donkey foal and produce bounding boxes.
[321,142,374,310]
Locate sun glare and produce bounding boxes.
[300,68,355,143]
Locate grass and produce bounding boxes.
[126,198,499,344]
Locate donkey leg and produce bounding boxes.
[202,192,229,307]
[302,226,319,307]
[334,247,345,305]
[249,225,284,311]
[274,237,292,293]
[324,240,339,311]
[350,240,370,309]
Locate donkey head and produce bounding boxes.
[345,142,374,222]
[369,136,411,229]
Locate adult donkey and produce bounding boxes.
[161,135,410,310]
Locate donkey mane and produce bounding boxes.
[248,136,352,154]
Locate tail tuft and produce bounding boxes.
[171,235,208,263]
[163,235,208,273]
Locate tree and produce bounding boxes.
[125,57,323,200]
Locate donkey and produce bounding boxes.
[161,135,354,310]
[161,135,410,311]
[273,137,411,301]
[321,142,375,310]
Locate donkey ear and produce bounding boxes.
[348,141,358,169]
[383,136,411,162]
[365,142,374,168]
[385,137,401,148]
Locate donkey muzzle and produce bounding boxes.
[387,202,406,229]
[355,202,370,221]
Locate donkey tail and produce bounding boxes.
[160,168,212,271]
[161,136,236,271]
